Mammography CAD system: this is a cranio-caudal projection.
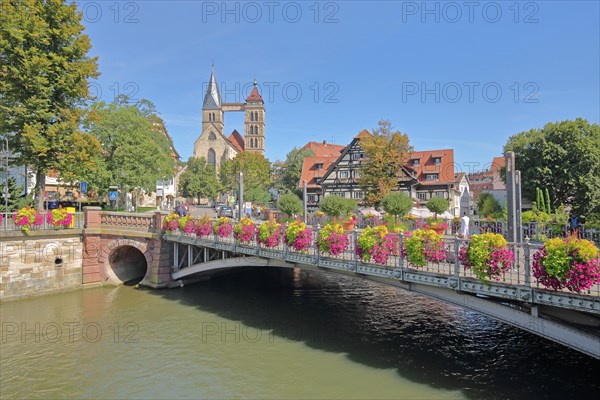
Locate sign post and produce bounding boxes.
[79,181,87,212]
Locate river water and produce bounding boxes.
[1,267,598,399]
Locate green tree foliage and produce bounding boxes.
[359,120,413,206]
[537,188,546,216]
[504,118,600,215]
[220,152,271,197]
[381,192,413,222]
[245,187,271,204]
[320,196,357,218]
[276,147,315,196]
[426,196,448,218]
[0,178,24,211]
[87,99,175,194]
[277,192,302,216]
[544,188,552,214]
[476,192,501,218]
[0,0,101,208]
[178,157,220,203]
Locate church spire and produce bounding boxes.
[203,66,221,110]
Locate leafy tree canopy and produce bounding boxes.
[0,0,100,207]
[277,192,303,216]
[359,120,413,206]
[178,157,221,202]
[426,196,448,218]
[276,147,315,196]
[86,98,175,193]
[220,152,271,195]
[382,192,413,221]
[504,118,600,216]
[320,196,357,218]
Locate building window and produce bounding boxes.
[412,159,420,166]
[339,171,349,179]
[435,191,446,198]
[434,157,441,165]
[352,153,363,160]
[207,148,216,167]
[426,174,438,181]
[208,132,216,140]
[315,163,323,170]
[353,191,364,199]
[418,192,427,200]
[308,194,316,202]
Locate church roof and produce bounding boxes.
[203,67,221,110]
[227,130,245,153]
[246,80,263,103]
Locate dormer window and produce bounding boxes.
[315,163,323,170]
[412,159,420,166]
[426,173,439,181]
[434,157,441,165]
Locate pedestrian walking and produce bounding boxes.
[460,212,470,238]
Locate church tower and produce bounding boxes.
[244,79,265,155]
[201,66,224,138]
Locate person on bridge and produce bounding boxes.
[460,212,470,238]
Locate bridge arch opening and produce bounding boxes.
[108,245,148,285]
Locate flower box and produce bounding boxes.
[459,233,514,283]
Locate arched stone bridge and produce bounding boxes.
[79,208,600,359]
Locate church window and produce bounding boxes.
[250,112,254,122]
[208,148,216,167]
[208,132,216,140]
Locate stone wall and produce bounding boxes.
[0,233,84,300]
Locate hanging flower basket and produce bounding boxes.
[459,233,514,283]
[213,217,233,238]
[234,217,256,243]
[404,229,447,267]
[317,223,348,256]
[532,237,600,293]
[257,220,283,248]
[284,221,313,252]
[13,207,44,235]
[46,208,73,228]
[356,225,395,265]
[178,215,196,235]
[163,213,180,234]
[195,216,213,238]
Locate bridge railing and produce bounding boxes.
[166,227,600,301]
[0,211,84,232]
[99,211,156,230]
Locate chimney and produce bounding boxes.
[322,140,327,144]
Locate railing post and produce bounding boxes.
[84,206,102,228]
[153,210,168,233]
[315,224,320,266]
[454,235,460,276]
[524,237,531,286]
[353,229,358,270]
[173,242,179,272]
[398,232,404,269]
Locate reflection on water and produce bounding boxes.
[1,267,598,399]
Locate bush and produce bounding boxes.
[381,192,412,221]
[320,196,356,219]
[277,192,303,217]
[426,196,448,217]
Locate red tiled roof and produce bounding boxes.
[227,130,245,152]
[355,129,372,139]
[455,172,466,182]
[246,86,263,102]
[491,156,505,173]
[299,156,339,188]
[302,141,345,158]
[407,149,455,184]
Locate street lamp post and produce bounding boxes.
[238,172,244,220]
[2,137,8,228]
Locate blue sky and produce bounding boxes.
[77,0,599,172]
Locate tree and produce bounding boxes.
[359,120,413,206]
[87,99,175,195]
[0,0,101,208]
[381,192,413,222]
[220,152,271,197]
[426,197,448,219]
[320,196,357,219]
[178,157,220,203]
[0,178,24,211]
[537,188,546,216]
[277,192,302,216]
[544,188,552,214]
[504,118,600,216]
[476,192,501,218]
[277,147,315,196]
